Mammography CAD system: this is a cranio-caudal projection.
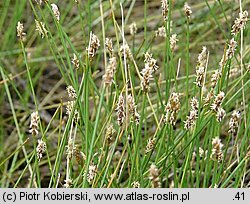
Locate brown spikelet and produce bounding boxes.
[116,94,125,126]
[29,111,39,136]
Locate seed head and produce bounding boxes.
[129,22,137,36]
[211,137,224,162]
[149,164,161,188]
[87,32,100,60]
[51,3,60,21]
[184,2,192,18]
[144,52,159,72]
[184,97,199,130]
[231,10,248,35]
[105,38,114,57]
[155,26,166,38]
[145,137,156,153]
[203,90,214,107]
[29,111,39,136]
[35,20,48,38]
[116,94,125,126]
[228,110,241,135]
[141,63,153,92]
[170,34,178,51]
[103,57,117,86]
[105,124,116,145]
[66,136,74,160]
[195,47,208,87]
[36,139,46,161]
[66,101,79,122]
[216,107,226,122]
[165,92,181,126]
[66,85,77,99]
[73,145,86,165]
[72,53,80,69]
[210,70,221,89]
[17,22,26,41]
[127,94,140,125]
[87,164,97,184]
[226,38,237,59]
[120,43,132,60]
[211,91,225,112]
[161,0,169,21]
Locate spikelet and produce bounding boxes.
[184,2,192,18]
[170,34,178,51]
[51,3,60,21]
[231,10,248,35]
[36,139,46,161]
[72,53,80,69]
[226,38,237,59]
[87,164,97,184]
[131,181,140,188]
[155,26,166,38]
[161,0,169,21]
[144,52,159,72]
[145,137,156,153]
[210,91,225,112]
[164,92,181,126]
[195,47,208,87]
[141,63,153,92]
[127,94,140,125]
[103,57,117,86]
[116,94,125,126]
[203,90,214,107]
[87,32,100,60]
[149,164,161,188]
[129,22,137,36]
[73,145,86,165]
[66,136,73,160]
[16,22,26,41]
[64,178,72,188]
[210,70,221,89]
[216,107,226,122]
[184,97,199,130]
[105,124,116,144]
[211,137,224,162]
[120,43,132,60]
[35,20,48,38]
[105,38,114,57]
[66,101,79,123]
[228,110,241,135]
[66,85,77,99]
[29,111,39,136]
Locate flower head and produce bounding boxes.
[149,164,161,188]
[36,139,46,161]
[51,3,60,21]
[228,110,241,135]
[231,10,248,35]
[211,137,224,162]
[165,92,181,126]
[184,2,192,18]
[161,0,169,21]
[29,111,39,136]
[87,32,100,60]
[35,20,48,38]
[17,22,26,41]
[116,94,125,126]
[129,22,137,36]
